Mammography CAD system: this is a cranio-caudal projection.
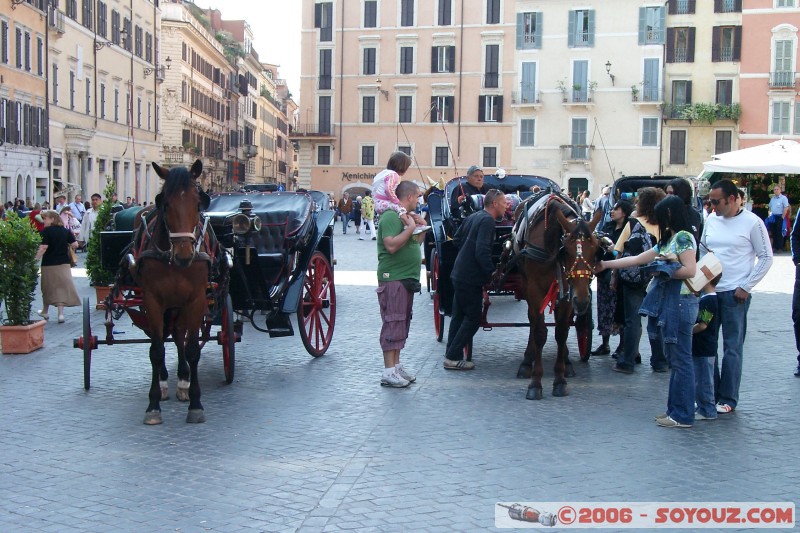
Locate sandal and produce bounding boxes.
[37,310,49,321]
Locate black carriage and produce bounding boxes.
[425,173,592,358]
[74,190,336,390]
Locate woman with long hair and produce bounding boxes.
[598,195,699,428]
[35,210,81,323]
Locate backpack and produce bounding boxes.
[618,219,654,287]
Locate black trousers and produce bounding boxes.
[793,265,800,363]
[769,215,785,251]
[445,284,483,361]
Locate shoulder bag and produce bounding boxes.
[684,242,722,293]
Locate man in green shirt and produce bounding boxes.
[376,180,427,387]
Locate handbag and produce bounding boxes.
[684,243,722,293]
[68,245,78,268]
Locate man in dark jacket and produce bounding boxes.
[337,192,353,234]
[450,165,489,215]
[444,189,507,370]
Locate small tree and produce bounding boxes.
[0,213,41,325]
[85,178,117,286]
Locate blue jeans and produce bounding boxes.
[693,356,717,418]
[341,212,350,233]
[664,295,699,425]
[619,283,646,370]
[714,290,751,408]
[646,317,669,370]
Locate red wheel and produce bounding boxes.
[297,251,336,357]
[576,314,591,361]
[432,250,445,342]
[219,294,236,383]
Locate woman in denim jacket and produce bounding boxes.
[596,196,699,428]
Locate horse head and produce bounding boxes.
[555,208,603,316]
[152,159,203,267]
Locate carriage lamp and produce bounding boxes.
[232,213,252,234]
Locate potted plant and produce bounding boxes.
[556,79,568,102]
[631,84,640,102]
[85,178,117,308]
[0,212,45,354]
[587,81,598,102]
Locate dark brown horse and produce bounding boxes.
[136,160,209,424]
[515,196,602,400]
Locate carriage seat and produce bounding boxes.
[112,206,144,232]
[254,198,314,285]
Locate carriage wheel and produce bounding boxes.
[81,297,94,390]
[576,313,591,362]
[432,251,445,342]
[220,294,236,384]
[297,251,336,357]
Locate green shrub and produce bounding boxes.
[0,213,41,325]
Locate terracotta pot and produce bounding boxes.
[95,285,112,310]
[0,320,46,354]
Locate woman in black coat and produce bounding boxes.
[35,210,80,323]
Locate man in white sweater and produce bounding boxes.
[702,179,773,414]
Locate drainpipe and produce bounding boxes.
[337,0,344,160]
[457,0,464,158]
[45,0,52,202]
[658,0,669,175]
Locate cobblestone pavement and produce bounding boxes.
[1,220,798,532]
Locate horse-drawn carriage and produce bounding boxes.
[425,173,602,399]
[74,161,336,423]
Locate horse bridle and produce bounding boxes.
[561,231,596,281]
[159,191,206,266]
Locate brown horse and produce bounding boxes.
[137,160,209,424]
[515,196,602,400]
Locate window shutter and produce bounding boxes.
[587,10,596,46]
[431,47,438,73]
[448,46,455,72]
[496,96,503,122]
[534,13,542,49]
[685,81,692,104]
[666,28,675,63]
[478,96,485,123]
[41,108,48,147]
[734,0,742,11]
[430,97,437,123]
[688,0,696,13]
[658,8,666,43]
[446,96,454,122]
[567,11,575,47]
[713,0,721,12]
[638,7,646,45]
[711,27,721,62]
[733,26,742,61]
[668,0,676,15]
[314,3,322,28]
[516,13,524,49]
[22,104,29,145]
[687,28,696,62]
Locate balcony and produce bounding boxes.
[720,0,737,12]
[720,47,734,62]
[675,0,695,14]
[511,90,541,105]
[573,31,591,47]
[560,144,594,161]
[769,71,796,89]
[289,123,336,139]
[661,102,741,123]
[632,87,662,104]
[674,47,689,63]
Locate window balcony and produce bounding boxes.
[720,46,734,61]
[289,123,337,139]
[573,31,591,47]
[632,87,662,104]
[769,71,796,89]
[661,102,741,122]
[720,0,736,12]
[674,47,689,63]
[561,144,593,161]
[511,91,541,105]
[675,0,694,14]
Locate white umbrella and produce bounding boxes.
[702,139,800,174]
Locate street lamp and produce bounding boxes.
[95,27,127,51]
[144,56,172,78]
[605,61,615,86]
[375,78,389,100]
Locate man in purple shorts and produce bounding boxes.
[376,180,427,388]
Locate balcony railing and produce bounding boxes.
[720,0,736,12]
[571,89,589,103]
[290,123,336,137]
[769,71,796,89]
[661,102,741,122]
[561,144,594,161]
[511,90,540,105]
[483,73,499,89]
[163,152,186,165]
[645,29,664,43]
[674,47,689,63]
[675,0,694,14]
[573,31,590,46]
[720,46,733,61]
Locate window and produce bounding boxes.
[777,0,795,6]
[361,145,375,166]
[51,63,58,104]
[643,58,660,101]
[669,130,687,164]
[667,27,695,63]
[134,26,142,57]
[97,2,107,38]
[716,80,733,106]
[362,47,376,75]
[85,78,91,115]
[111,10,120,45]
[639,6,665,45]
[479,95,503,122]
[398,95,413,123]
[796,103,800,134]
[314,2,333,42]
[14,28,21,68]
[137,97,142,128]
[672,80,692,105]
[364,0,377,28]
[123,18,132,52]
[771,101,791,134]
[362,95,375,123]
[772,40,795,87]
[1,20,7,64]
[520,62,537,103]
[145,32,152,63]
[82,0,93,30]
[400,0,414,26]
[319,49,332,89]
[714,0,742,13]
[486,0,500,24]
[431,46,455,73]
[516,12,542,50]
[36,36,42,75]
[483,146,497,168]
[668,0,696,15]
[319,96,331,134]
[318,145,331,165]
[712,26,741,62]
[569,9,595,47]
[114,88,119,122]
[66,0,77,20]
[69,71,75,110]
[572,60,588,102]
[642,118,659,146]
[715,131,732,154]
[484,44,499,88]
[100,83,106,119]
[23,31,30,72]
[431,95,454,122]
[435,146,449,167]
[520,119,535,146]
[400,46,414,74]
[571,118,588,159]
[398,145,412,156]
[438,0,452,25]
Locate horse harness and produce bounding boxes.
[132,204,215,268]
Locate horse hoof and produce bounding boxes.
[526,387,543,400]
[186,409,206,424]
[176,388,190,402]
[143,411,163,425]
[517,365,532,379]
[565,364,576,378]
[553,383,569,397]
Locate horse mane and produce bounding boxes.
[160,166,196,199]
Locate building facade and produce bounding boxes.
[48,0,163,203]
[739,0,800,149]
[0,0,51,205]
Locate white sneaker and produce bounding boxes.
[380,369,410,388]
[412,225,431,235]
[396,364,416,383]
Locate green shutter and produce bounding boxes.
[587,10,595,46]
[516,12,524,49]
[638,7,646,45]
[568,11,575,47]
[658,7,666,44]
[534,13,542,49]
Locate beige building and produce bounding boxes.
[48,0,163,203]
[662,0,741,177]
[0,0,51,205]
